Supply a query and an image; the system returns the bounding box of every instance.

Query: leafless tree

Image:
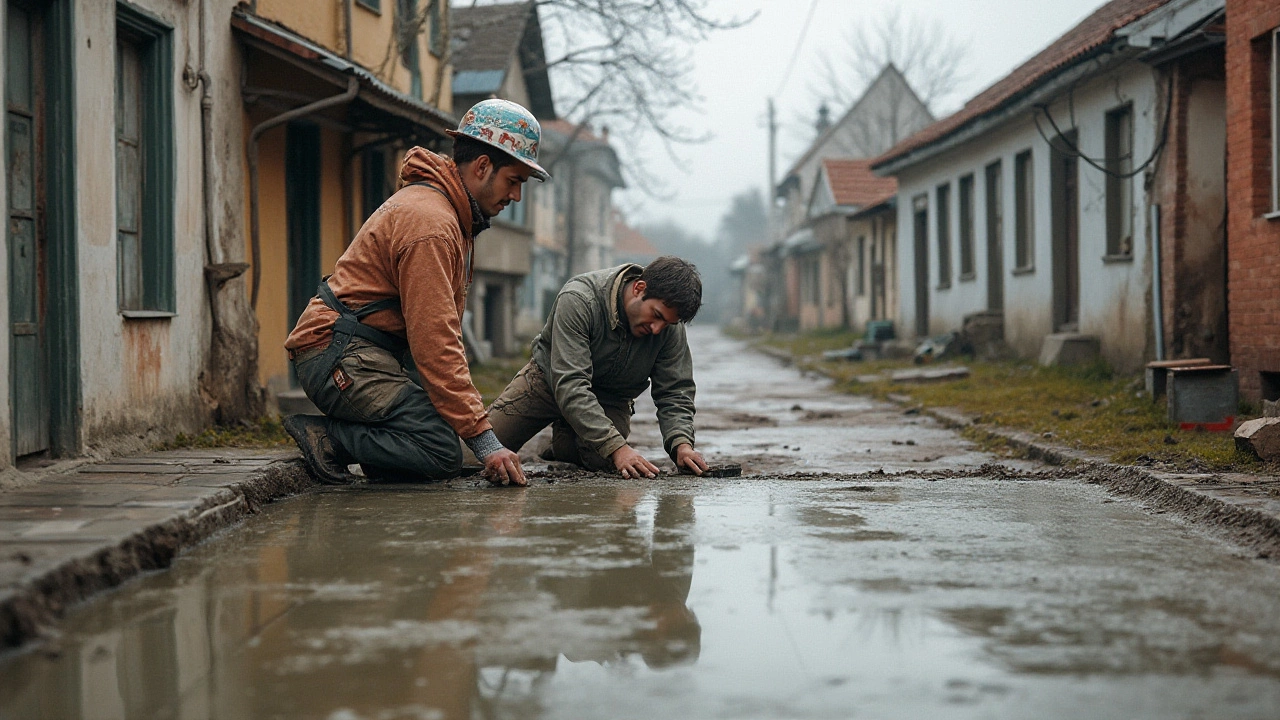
[526,0,754,194]
[809,7,968,118]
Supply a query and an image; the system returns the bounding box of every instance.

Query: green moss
[766,330,1266,473]
[161,416,293,450]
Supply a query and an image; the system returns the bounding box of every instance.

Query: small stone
[1164,434,1179,445]
[1121,408,1139,416]
[906,439,916,446]
[791,404,804,411]
[1235,417,1280,461]
[1041,431,1055,439]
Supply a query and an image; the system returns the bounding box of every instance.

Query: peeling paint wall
[893,63,1158,372]
[76,0,216,453]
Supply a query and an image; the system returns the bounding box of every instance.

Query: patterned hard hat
[448,99,550,181]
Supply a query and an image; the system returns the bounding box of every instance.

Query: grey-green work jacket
[531,264,696,461]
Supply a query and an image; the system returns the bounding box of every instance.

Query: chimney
[601,125,610,141]
[815,103,831,134]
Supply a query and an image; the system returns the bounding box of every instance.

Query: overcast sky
[615,0,1113,240]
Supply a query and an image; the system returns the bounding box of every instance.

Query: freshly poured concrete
[4,477,1280,719]
[3,329,1280,718]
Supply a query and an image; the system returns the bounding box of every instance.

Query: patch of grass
[162,416,293,450]
[758,328,864,358]
[762,330,1267,474]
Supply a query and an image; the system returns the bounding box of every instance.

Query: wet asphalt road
[4,329,1280,719]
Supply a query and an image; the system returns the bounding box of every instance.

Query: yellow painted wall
[250,121,292,391]
[258,0,452,109]
[256,0,342,54]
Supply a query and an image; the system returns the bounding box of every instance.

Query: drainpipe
[247,75,359,309]
[343,0,353,59]
[1150,203,1165,361]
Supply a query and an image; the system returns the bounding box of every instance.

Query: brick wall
[1226,0,1280,401]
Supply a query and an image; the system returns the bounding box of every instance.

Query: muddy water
[5,474,1280,719]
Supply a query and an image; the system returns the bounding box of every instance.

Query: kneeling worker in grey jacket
[489,256,709,478]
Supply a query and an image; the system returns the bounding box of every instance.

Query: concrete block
[1167,366,1238,431]
[1038,333,1100,367]
[1145,358,1212,399]
[1235,417,1280,460]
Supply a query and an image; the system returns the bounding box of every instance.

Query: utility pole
[767,98,777,234]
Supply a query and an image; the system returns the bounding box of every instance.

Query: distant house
[776,65,932,239]
[874,0,1227,374]
[760,64,931,332]
[519,121,626,334]
[613,217,662,266]
[451,0,556,357]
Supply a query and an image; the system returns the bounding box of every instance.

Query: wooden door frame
[1050,131,1080,332]
[38,0,78,456]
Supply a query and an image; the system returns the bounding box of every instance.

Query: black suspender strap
[316,279,410,354]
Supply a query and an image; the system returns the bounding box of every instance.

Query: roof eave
[872,43,1134,176]
[232,10,455,136]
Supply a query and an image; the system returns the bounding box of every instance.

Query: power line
[774,0,821,98]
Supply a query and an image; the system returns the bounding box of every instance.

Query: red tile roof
[823,159,898,208]
[874,0,1171,170]
[613,220,661,258]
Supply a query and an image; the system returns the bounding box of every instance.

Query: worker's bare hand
[611,444,660,479]
[675,443,708,476]
[483,448,527,486]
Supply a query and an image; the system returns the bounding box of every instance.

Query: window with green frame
[116,3,175,314]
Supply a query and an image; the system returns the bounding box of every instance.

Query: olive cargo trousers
[291,338,463,480]
[488,360,632,472]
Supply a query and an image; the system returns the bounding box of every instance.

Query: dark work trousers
[292,338,463,480]
[488,360,633,472]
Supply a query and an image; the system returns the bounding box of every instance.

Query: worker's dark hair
[451,134,521,172]
[640,256,702,323]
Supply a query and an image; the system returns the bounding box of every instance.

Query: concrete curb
[920,403,1280,558]
[0,453,314,649]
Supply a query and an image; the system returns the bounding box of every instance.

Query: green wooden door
[6,2,50,456]
[286,122,321,387]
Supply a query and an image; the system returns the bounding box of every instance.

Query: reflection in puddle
[5,478,1280,719]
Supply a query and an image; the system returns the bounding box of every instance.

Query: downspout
[1150,203,1164,361]
[247,75,359,309]
[197,0,246,333]
[344,0,353,59]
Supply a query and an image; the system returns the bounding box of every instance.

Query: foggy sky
[617,0,1113,241]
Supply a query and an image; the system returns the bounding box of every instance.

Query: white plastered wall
[894,61,1159,372]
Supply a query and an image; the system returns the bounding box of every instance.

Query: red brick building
[1226,0,1280,402]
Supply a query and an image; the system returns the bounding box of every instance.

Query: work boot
[283,415,354,485]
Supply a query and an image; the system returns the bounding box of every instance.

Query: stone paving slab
[0,448,312,649]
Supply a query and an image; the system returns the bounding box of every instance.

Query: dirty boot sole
[283,415,354,485]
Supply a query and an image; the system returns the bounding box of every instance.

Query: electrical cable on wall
[1031,72,1174,180]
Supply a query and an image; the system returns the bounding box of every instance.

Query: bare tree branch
[806,6,968,118]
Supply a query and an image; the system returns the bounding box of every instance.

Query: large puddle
[5,476,1280,719]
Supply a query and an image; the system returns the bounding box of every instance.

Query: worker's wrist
[464,429,505,460]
